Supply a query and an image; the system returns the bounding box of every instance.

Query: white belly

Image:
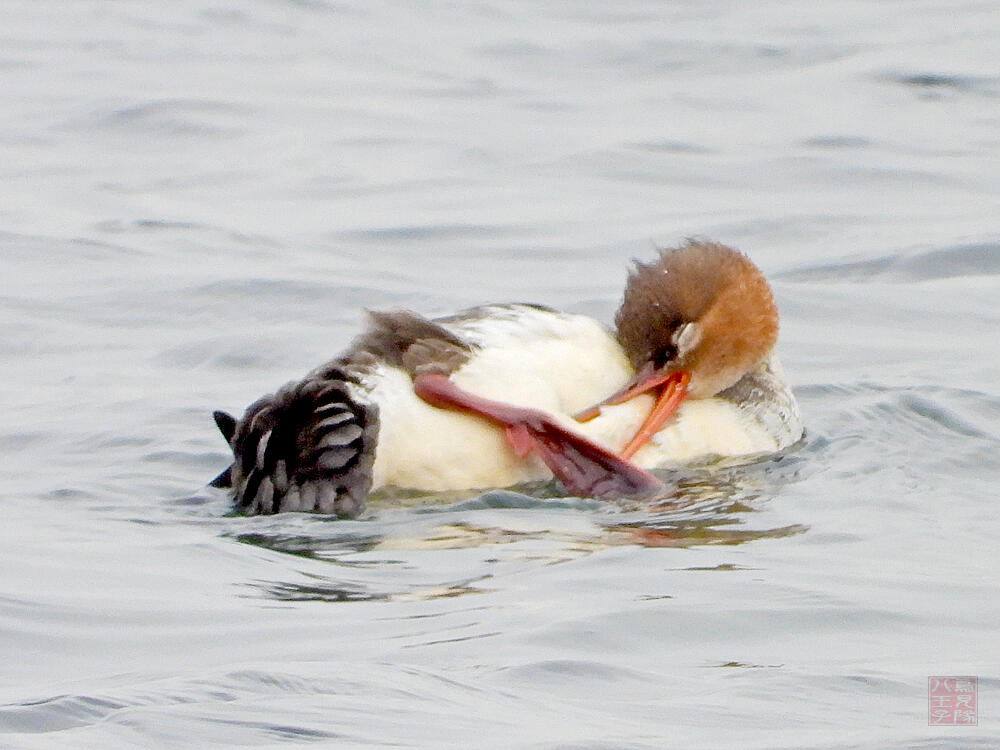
[577,355,803,467]
[364,365,551,491]
[365,308,632,491]
[584,395,789,467]
[363,307,802,493]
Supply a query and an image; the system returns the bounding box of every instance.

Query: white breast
[444,306,634,414]
[360,364,548,491]
[579,354,804,467]
[360,306,802,493]
[363,307,632,491]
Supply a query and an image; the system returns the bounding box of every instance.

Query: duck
[210,240,803,516]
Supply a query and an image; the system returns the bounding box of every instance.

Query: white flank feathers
[359,306,802,493]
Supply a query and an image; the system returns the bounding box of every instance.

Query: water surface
[2,1,999,747]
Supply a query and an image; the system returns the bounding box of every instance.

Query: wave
[778,241,1000,282]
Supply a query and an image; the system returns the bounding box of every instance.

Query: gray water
[2,1,999,747]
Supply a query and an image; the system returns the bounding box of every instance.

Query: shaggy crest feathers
[614,240,779,398]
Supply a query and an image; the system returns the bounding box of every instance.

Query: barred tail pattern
[222,371,378,517]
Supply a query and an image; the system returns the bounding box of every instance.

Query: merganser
[210,240,802,516]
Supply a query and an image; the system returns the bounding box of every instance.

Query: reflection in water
[231,452,807,603]
[607,459,809,548]
[234,532,384,560]
[608,523,805,549]
[7,0,1000,743]
[255,575,493,603]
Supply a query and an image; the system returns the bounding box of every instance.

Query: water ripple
[779,241,1000,282]
[882,70,1000,98]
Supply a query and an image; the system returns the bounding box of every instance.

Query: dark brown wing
[346,309,472,376]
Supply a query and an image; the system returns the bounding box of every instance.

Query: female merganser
[210,240,802,516]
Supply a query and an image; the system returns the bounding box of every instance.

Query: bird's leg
[413,372,663,499]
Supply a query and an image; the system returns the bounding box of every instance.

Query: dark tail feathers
[211,374,378,516]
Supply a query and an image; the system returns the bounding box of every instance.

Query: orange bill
[618,370,689,459]
[573,361,678,423]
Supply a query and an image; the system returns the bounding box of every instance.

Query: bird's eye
[652,345,677,368]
